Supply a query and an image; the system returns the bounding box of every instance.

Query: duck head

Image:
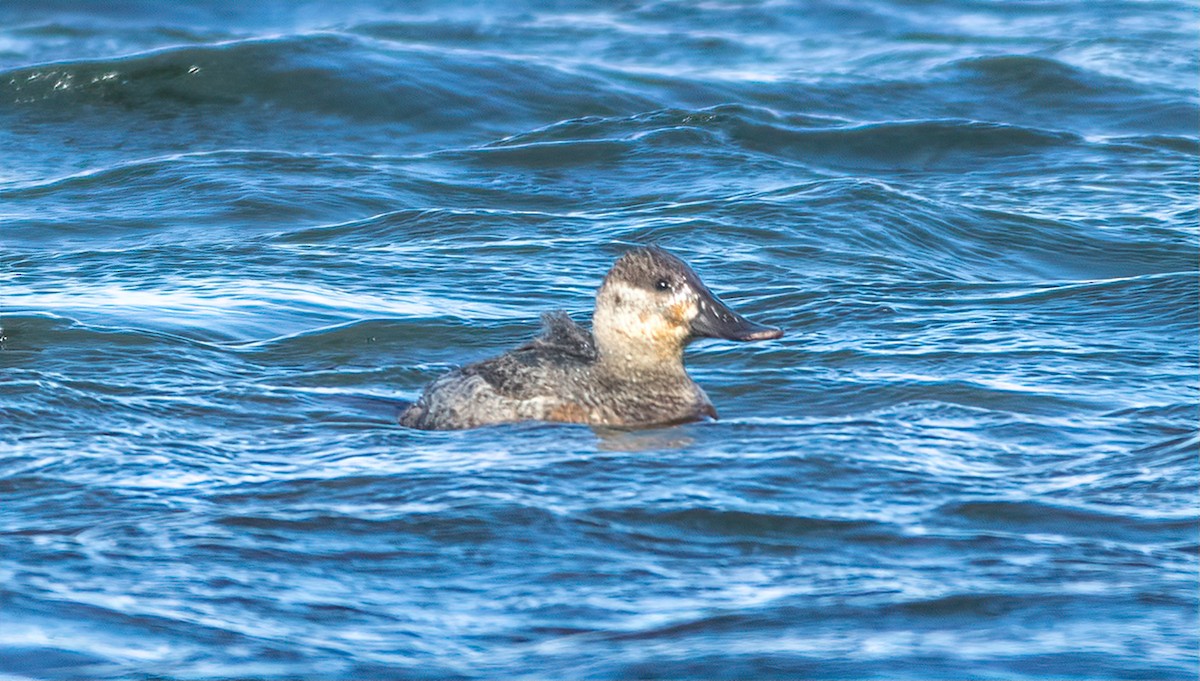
[592,246,782,370]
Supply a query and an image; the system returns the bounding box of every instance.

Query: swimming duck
[399,246,782,430]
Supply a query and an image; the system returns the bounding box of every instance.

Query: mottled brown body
[400,247,780,430]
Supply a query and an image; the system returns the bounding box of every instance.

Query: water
[1,1,1197,678]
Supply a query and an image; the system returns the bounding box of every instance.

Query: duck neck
[591,321,690,382]
[594,340,689,380]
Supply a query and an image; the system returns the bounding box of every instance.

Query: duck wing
[518,311,597,360]
[462,311,595,400]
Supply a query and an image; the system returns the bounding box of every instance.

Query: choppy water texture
[2,1,1198,679]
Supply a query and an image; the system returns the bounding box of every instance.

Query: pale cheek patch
[608,282,652,307]
[638,298,693,349]
[668,298,698,325]
[598,282,690,355]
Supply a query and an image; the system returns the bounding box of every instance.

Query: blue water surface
[1,1,1198,679]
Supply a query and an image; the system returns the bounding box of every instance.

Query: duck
[399,245,782,430]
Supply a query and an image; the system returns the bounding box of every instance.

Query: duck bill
[690,289,783,342]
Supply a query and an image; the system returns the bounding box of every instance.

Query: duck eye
[655,278,671,292]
